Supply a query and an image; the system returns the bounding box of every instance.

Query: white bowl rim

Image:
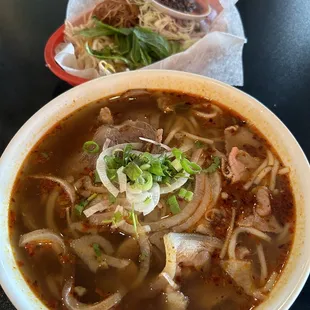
[0,70,309,310]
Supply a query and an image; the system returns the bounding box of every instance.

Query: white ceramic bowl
[0,70,309,310]
[151,0,211,21]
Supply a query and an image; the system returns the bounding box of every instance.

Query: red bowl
[44,24,89,86]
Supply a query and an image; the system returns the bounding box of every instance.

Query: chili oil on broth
[9,89,295,310]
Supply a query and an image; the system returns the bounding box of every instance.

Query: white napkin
[55,0,246,86]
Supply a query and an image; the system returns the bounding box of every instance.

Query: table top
[0,0,309,309]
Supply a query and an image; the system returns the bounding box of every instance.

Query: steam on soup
[9,90,294,309]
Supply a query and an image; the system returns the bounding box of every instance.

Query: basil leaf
[78,27,115,37]
[92,17,132,35]
[85,42,132,66]
[130,33,141,65]
[169,41,181,54]
[115,34,131,55]
[133,27,171,59]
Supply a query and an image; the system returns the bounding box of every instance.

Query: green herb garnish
[204,156,221,174]
[94,170,101,183]
[129,205,139,238]
[178,188,187,199]
[167,195,181,214]
[93,243,102,257]
[108,193,116,205]
[102,211,123,226]
[194,141,204,148]
[83,141,100,154]
[75,193,98,216]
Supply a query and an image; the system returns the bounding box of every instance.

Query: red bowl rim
[44,24,89,86]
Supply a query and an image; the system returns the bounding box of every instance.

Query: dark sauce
[157,0,208,15]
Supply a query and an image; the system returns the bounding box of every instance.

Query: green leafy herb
[75,193,98,216]
[124,162,143,181]
[167,195,181,214]
[194,141,204,149]
[93,243,102,257]
[133,27,170,59]
[108,193,116,205]
[83,141,100,154]
[149,159,165,176]
[204,156,221,174]
[102,211,123,226]
[94,170,101,184]
[129,205,139,238]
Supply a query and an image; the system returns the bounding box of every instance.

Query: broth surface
[10,90,295,309]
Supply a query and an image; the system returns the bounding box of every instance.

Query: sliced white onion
[117,167,127,193]
[102,138,111,151]
[63,279,125,310]
[83,200,110,218]
[30,175,76,204]
[19,229,66,255]
[133,183,160,216]
[160,174,189,195]
[139,137,171,151]
[96,143,142,197]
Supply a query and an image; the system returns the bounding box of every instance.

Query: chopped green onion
[108,193,116,205]
[172,148,183,160]
[123,144,133,165]
[181,158,202,175]
[149,160,165,176]
[75,203,85,216]
[107,168,117,181]
[94,170,101,183]
[140,164,151,170]
[139,152,153,163]
[75,194,98,216]
[144,196,152,205]
[133,171,153,191]
[130,205,139,238]
[104,155,119,169]
[102,211,123,225]
[124,162,142,181]
[204,156,221,174]
[83,141,100,154]
[171,159,182,172]
[178,188,187,199]
[167,195,181,214]
[153,175,162,183]
[93,243,102,257]
[184,191,194,202]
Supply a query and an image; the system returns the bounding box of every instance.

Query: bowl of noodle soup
[0,70,309,310]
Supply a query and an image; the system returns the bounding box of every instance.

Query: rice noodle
[66,208,79,238]
[228,227,272,259]
[276,223,291,245]
[220,208,236,259]
[266,150,274,166]
[192,110,217,120]
[46,188,59,232]
[243,159,268,190]
[30,174,76,204]
[164,125,183,145]
[62,279,125,310]
[139,137,171,151]
[179,116,196,134]
[278,167,290,175]
[19,229,66,256]
[256,243,268,286]
[180,131,214,145]
[190,148,203,164]
[148,174,205,231]
[253,166,272,185]
[261,272,278,293]
[269,159,280,191]
[173,173,219,232]
[188,115,200,131]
